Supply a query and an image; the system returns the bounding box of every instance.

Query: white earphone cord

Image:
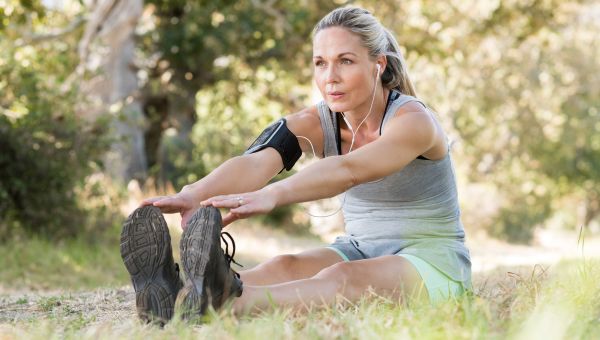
[297,64,381,218]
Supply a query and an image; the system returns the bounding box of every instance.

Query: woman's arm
[144,106,323,227]
[142,149,283,227]
[204,104,443,225]
[274,107,439,204]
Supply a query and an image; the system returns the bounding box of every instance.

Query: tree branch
[16,15,87,47]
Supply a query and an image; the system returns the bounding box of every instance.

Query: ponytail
[381,29,416,96]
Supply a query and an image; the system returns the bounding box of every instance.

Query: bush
[492,195,552,244]
[0,112,111,240]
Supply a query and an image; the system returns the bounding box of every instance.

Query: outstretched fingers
[140,196,166,207]
[202,195,246,209]
[201,190,277,225]
[147,196,187,214]
[201,196,249,227]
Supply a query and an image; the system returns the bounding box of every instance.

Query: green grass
[0,236,599,339]
[0,235,129,291]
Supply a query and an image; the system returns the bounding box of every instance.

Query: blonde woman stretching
[120,7,471,323]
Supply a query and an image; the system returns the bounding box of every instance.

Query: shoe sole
[177,206,222,317]
[120,206,177,324]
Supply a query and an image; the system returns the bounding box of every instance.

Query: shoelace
[221,231,243,276]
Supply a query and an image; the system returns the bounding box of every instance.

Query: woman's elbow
[338,157,362,189]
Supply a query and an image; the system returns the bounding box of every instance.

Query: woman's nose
[325,65,340,83]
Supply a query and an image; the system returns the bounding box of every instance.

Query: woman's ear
[376,55,387,76]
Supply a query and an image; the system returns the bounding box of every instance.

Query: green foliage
[0,0,113,239]
[0,113,109,239]
[0,0,46,31]
[142,0,336,93]
[495,196,552,243]
[1,0,599,241]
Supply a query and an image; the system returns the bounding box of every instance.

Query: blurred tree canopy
[0,0,111,239]
[1,0,599,242]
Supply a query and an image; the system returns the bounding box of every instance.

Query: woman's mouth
[328,91,345,99]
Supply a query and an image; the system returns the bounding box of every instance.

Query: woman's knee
[313,262,356,294]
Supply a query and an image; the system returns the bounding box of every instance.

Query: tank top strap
[317,101,339,158]
[381,92,428,130]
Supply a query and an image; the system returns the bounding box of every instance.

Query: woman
[120,7,471,323]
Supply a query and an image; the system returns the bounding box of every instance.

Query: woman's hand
[201,188,278,227]
[140,186,200,229]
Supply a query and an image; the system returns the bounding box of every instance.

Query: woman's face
[313,27,379,114]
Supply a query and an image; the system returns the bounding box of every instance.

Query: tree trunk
[78,0,147,183]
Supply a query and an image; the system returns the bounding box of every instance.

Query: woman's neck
[343,87,389,133]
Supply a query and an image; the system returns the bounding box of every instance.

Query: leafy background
[1,0,599,243]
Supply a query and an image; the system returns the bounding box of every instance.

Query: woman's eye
[341,59,353,65]
[314,60,325,67]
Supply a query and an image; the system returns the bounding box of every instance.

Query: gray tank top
[317,91,471,285]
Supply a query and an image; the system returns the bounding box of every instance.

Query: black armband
[244,118,301,171]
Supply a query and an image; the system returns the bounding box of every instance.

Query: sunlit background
[1,0,600,276]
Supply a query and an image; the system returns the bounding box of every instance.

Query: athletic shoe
[176,206,243,319]
[120,206,183,325]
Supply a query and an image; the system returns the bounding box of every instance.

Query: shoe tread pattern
[177,207,222,316]
[120,206,175,323]
[180,207,220,280]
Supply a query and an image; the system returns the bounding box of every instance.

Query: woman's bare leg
[238,248,343,286]
[233,255,427,314]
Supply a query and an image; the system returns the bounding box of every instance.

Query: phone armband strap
[244,118,301,171]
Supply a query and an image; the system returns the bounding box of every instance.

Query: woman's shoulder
[389,91,428,116]
[393,101,429,118]
[285,106,323,136]
[286,105,320,125]
[387,93,448,160]
[285,105,325,157]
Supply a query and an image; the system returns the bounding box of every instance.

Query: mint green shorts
[396,253,465,304]
[327,237,468,304]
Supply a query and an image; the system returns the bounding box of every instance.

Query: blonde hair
[313,7,416,97]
